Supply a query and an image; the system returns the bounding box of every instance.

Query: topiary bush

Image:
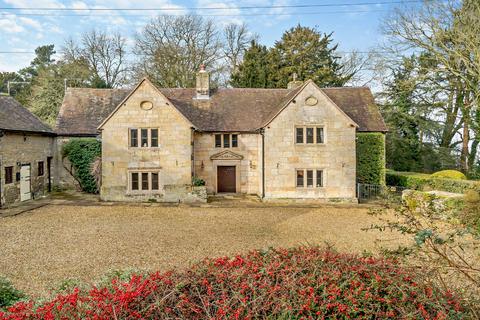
[0,247,466,319]
[356,133,386,185]
[431,170,467,180]
[0,277,24,309]
[62,138,101,193]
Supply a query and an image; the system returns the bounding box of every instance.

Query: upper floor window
[295,126,324,144]
[130,128,159,148]
[214,134,238,148]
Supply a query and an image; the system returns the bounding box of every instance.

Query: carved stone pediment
[210,150,244,160]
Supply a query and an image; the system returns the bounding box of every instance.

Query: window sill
[126,191,162,195]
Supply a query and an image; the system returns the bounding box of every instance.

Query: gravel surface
[0,204,406,297]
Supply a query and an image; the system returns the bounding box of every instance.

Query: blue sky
[0,0,408,73]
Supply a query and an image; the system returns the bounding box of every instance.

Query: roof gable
[0,96,53,134]
[55,80,387,135]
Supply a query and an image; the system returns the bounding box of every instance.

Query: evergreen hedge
[62,138,101,193]
[386,170,480,194]
[356,133,386,185]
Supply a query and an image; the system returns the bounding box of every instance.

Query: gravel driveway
[0,204,404,297]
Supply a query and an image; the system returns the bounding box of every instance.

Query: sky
[0,0,414,73]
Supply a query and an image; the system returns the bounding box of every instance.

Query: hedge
[386,170,480,194]
[356,133,386,185]
[62,138,101,193]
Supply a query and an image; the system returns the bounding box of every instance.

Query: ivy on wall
[62,138,101,193]
[356,133,386,185]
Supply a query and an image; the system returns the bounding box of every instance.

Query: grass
[0,204,407,298]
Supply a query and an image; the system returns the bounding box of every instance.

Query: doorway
[20,164,31,201]
[217,166,236,193]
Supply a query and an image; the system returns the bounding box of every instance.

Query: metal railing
[357,183,406,203]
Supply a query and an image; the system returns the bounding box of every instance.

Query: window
[130,171,160,192]
[38,161,44,176]
[223,134,230,148]
[316,170,323,187]
[130,129,138,147]
[296,169,325,188]
[141,129,148,147]
[296,170,304,187]
[214,134,239,148]
[151,129,159,147]
[306,128,314,144]
[295,126,325,144]
[215,134,222,148]
[316,128,324,144]
[306,170,313,187]
[151,173,159,190]
[141,172,149,190]
[5,166,13,184]
[130,128,159,148]
[131,173,139,190]
[296,128,304,144]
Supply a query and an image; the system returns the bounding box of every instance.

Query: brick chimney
[287,73,303,89]
[196,64,210,99]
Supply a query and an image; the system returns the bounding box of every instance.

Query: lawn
[0,204,405,297]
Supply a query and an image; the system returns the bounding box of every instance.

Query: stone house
[54,67,386,202]
[0,96,55,207]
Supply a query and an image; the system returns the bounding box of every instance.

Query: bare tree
[134,15,223,88]
[223,23,257,75]
[63,30,128,88]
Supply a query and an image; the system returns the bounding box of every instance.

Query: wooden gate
[217,166,236,193]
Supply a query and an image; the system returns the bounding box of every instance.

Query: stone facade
[100,80,195,202]
[0,132,55,207]
[263,82,357,200]
[99,79,359,202]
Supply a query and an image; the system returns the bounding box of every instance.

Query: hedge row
[386,170,480,193]
[356,133,386,185]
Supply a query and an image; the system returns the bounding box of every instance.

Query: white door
[20,165,31,201]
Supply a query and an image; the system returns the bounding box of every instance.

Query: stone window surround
[128,128,160,148]
[126,169,162,194]
[294,125,326,145]
[214,133,239,149]
[4,166,14,184]
[295,168,326,188]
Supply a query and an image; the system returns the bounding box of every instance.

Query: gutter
[260,128,265,199]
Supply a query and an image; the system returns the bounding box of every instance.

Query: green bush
[386,170,480,194]
[62,138,101,193]
[431,170,467,180]
[356,133,386,185]
[192,177,206,186]
[0,277,24,309]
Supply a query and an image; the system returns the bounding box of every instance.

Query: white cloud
[0,16,25,33]
[19,17,42,30]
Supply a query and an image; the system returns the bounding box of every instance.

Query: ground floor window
[296,169,324,188]
[38,161,44,176]
[130,171,160,192]
[5,166,13,184]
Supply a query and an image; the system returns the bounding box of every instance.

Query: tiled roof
[0,95,53,134]
[56,82,387,135]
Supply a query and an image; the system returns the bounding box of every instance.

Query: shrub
[386,170,480,194]
[431,170,467,180]
[62,138,101,193]
[192,176,206,186]
[0,247,465,319]
[356,133,386,185]
[0,277,24,309]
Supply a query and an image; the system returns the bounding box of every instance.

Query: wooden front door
[217,166,236,193]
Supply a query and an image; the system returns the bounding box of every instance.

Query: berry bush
[0,247,464,319]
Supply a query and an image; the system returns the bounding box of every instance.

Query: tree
[223,23,256,76]
[230,40,269,88]
[134,15,222,88]
[63,30,128,88]
[19,44,56,80]
[267,25,351,88]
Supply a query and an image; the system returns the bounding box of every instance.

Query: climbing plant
[356,133,386,185]
[62,138,101,193]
